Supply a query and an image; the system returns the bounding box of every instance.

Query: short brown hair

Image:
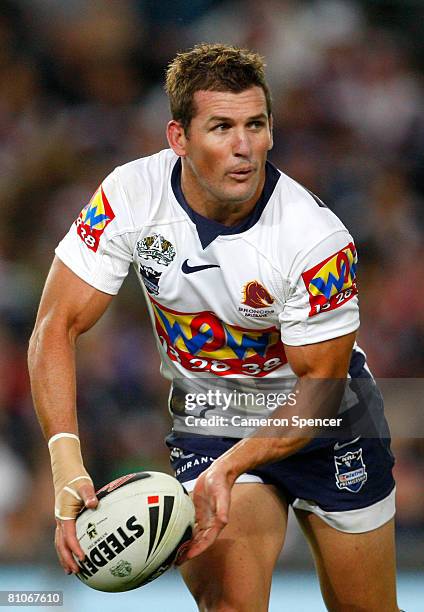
[165,43,272,133]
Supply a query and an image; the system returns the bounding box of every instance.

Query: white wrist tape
[48,433,93,521]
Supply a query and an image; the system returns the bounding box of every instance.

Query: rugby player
[28,44,401,611]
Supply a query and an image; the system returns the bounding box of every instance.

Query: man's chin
[218,180,260,204]
[224,188,259,206]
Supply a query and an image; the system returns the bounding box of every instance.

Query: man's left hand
[176,460,235,564]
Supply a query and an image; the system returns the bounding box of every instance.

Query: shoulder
[116,148,177,188]
[101,149,178,234]
[275,170,347,241]
[267,169,353,275]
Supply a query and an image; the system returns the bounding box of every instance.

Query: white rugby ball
[74,471,194,592]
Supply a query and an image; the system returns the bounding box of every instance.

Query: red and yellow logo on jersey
[242,281,274,308]
[149,296,286,377]
[302,242,358,317]
[75,186,115,252]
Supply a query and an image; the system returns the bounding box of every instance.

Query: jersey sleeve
[279,231,360,346]
[55,169,134,295]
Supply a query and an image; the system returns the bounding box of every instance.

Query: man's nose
[232,130,251,157]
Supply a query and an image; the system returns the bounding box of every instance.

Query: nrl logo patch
[110,560,132,578]
[137,233,176,266]
[335,448,367,493]
[140,264,162,296]
[86,523,97,540]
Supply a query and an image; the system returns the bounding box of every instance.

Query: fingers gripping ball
[74,472,195,592]
[48,433,93,520]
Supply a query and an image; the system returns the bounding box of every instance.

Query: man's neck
[180,161,266,226]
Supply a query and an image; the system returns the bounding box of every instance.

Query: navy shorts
[167,435,396,533]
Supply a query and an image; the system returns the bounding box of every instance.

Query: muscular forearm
[28,322,79,440]
[28,321,96,526]
[214,435,311,482]
[211,375,346,481]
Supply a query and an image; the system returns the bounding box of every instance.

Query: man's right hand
[47,433,99,573]
[55,481,98,574]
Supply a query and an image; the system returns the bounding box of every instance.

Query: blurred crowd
[0,0,423,565]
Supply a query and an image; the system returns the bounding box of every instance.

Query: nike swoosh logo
[182,259,220,274]
[334,436,361,451]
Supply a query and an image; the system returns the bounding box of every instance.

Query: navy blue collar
[171,157,280,248]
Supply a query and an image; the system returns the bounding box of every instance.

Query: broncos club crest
[239,280,275,319]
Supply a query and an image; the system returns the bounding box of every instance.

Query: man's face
[174,86,273,207]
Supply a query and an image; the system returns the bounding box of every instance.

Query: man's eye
[213,123,230,131]
[249,121,265,129]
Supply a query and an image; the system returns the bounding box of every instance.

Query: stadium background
[0,0,423,609]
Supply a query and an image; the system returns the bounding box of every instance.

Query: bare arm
[28,256,114,438]
[215,330,356,474]
[181,331,356,562]
[28,256,114,573]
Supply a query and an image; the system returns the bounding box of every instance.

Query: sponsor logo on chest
[149,295,286,377]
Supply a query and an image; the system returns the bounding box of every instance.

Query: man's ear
[167,120,188,157]
[268,114,274,151]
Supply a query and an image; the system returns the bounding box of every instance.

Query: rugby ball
[74,471,194,592]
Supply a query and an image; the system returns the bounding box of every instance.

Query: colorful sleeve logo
[301,242,358,317]
[75,185,115,252]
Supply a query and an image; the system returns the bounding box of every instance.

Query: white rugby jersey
[55,149,362,434]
